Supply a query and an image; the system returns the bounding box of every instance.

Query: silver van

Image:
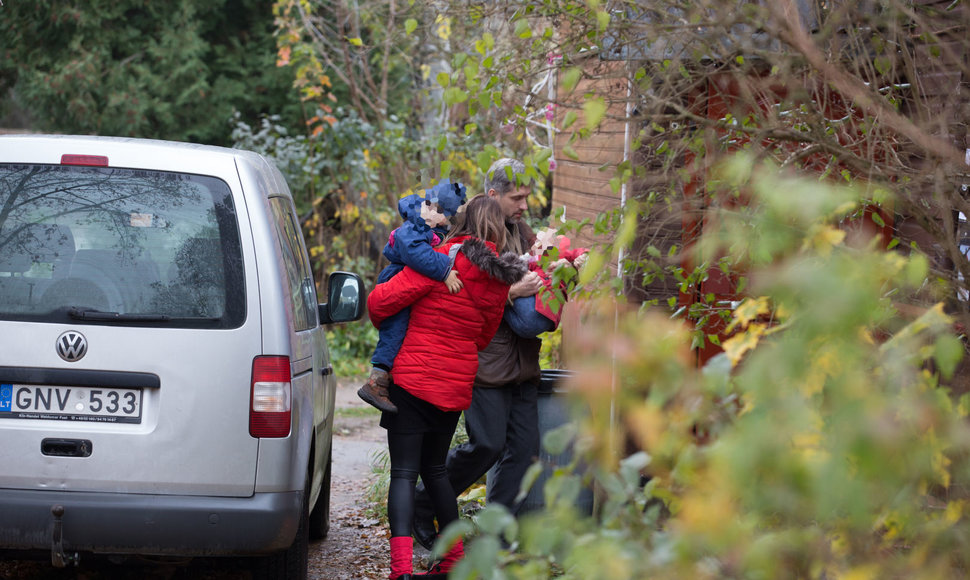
[0,135,364,579]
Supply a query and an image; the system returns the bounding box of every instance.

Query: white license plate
[0,384,142,424]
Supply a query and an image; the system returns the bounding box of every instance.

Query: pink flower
[549,159,557,171]
[502,122,515,134]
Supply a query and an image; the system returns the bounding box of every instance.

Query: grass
[335,405,382,418]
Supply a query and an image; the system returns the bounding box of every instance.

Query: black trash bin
[488,369,594,516]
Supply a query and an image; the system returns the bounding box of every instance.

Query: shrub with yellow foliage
[449,156,970,579]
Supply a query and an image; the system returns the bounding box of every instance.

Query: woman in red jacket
[367,194,527,579]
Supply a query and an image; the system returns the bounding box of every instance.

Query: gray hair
[484,158,527,196]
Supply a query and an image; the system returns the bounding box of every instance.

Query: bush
[450,156,970,579]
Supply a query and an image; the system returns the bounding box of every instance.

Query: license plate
[0,384,142,424]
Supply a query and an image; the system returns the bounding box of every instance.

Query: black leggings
[387,430,459,538]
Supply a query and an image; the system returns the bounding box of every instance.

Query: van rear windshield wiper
[68,307,171,322]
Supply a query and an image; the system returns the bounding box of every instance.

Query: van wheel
[309,443,332,540]
[253,472,310,580]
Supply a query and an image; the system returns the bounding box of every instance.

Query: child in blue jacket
[357,179,467,413]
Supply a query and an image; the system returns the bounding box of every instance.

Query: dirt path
[0,379,400,580]
[309,378,391,580]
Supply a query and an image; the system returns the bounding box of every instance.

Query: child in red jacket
[366,194,526,579]
[505,226,588,337]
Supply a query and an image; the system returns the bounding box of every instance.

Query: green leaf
[542,423,575,456]
[404,19,417,35]
[464,123,477,135]
[604,176,619,193]
[584,97,607,130]
[436,72,450,88]
[476,151,493,172]
[875,56,892,75]
[934,334,964,379]
[514,18,532,38]
[596,10,610,30]
[903,253,929,287]
[516,462,544,504]
[475,506,517,536]
[614,203,639,251]
[562,67,582,93]
[347,37,363,47]
[443,87,469,104]
[563,110,578,129]
[579,251,605,285]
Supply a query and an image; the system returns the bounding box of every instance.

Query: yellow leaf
[722,324,765,366]
[803,224,846,256]
[728,296,771,331]
[435,15,452,40]
[944,500,964,525]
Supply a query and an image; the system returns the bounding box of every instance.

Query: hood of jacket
[397,193,426,229]
[396,193,450,239]
[453,236,527,286]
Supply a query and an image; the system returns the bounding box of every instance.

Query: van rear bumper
[0,488,301,556]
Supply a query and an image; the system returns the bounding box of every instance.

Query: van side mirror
[319,271,365,325]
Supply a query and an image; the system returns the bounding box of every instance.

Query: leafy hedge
[443,156,970,580]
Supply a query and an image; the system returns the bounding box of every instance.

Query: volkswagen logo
[56,331,88,362]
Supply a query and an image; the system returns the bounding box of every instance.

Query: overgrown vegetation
[447,157,970,579]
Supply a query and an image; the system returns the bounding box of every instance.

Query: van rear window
[0,164,245,328]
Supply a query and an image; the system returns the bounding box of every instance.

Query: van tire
[309,443,332,540]
[253,471,310,580]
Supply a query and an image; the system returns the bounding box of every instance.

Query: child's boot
[389,535,414,579]
[358,368,397,413]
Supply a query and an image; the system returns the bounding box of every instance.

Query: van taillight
[250,356,292,438]
[60,154,109,167]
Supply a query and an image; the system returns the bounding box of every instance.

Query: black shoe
[411,497,437,551]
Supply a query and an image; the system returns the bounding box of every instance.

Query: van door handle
[321,366,333,376]
[42,438,92,458]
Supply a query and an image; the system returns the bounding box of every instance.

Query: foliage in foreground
[441,158,970,579]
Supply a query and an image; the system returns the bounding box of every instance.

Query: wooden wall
[550,56,688,306]
[550,58,628,256]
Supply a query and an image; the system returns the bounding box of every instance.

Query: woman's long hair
[442,194,508,253]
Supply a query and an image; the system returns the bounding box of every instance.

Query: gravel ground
[0,378,411,580]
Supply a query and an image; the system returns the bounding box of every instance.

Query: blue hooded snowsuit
[370,179,467,370]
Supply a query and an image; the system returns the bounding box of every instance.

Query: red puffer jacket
[367,235,527,411]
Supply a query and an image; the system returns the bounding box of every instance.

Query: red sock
[389,535,413,579]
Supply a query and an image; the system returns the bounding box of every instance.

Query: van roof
[0,134,278,194]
